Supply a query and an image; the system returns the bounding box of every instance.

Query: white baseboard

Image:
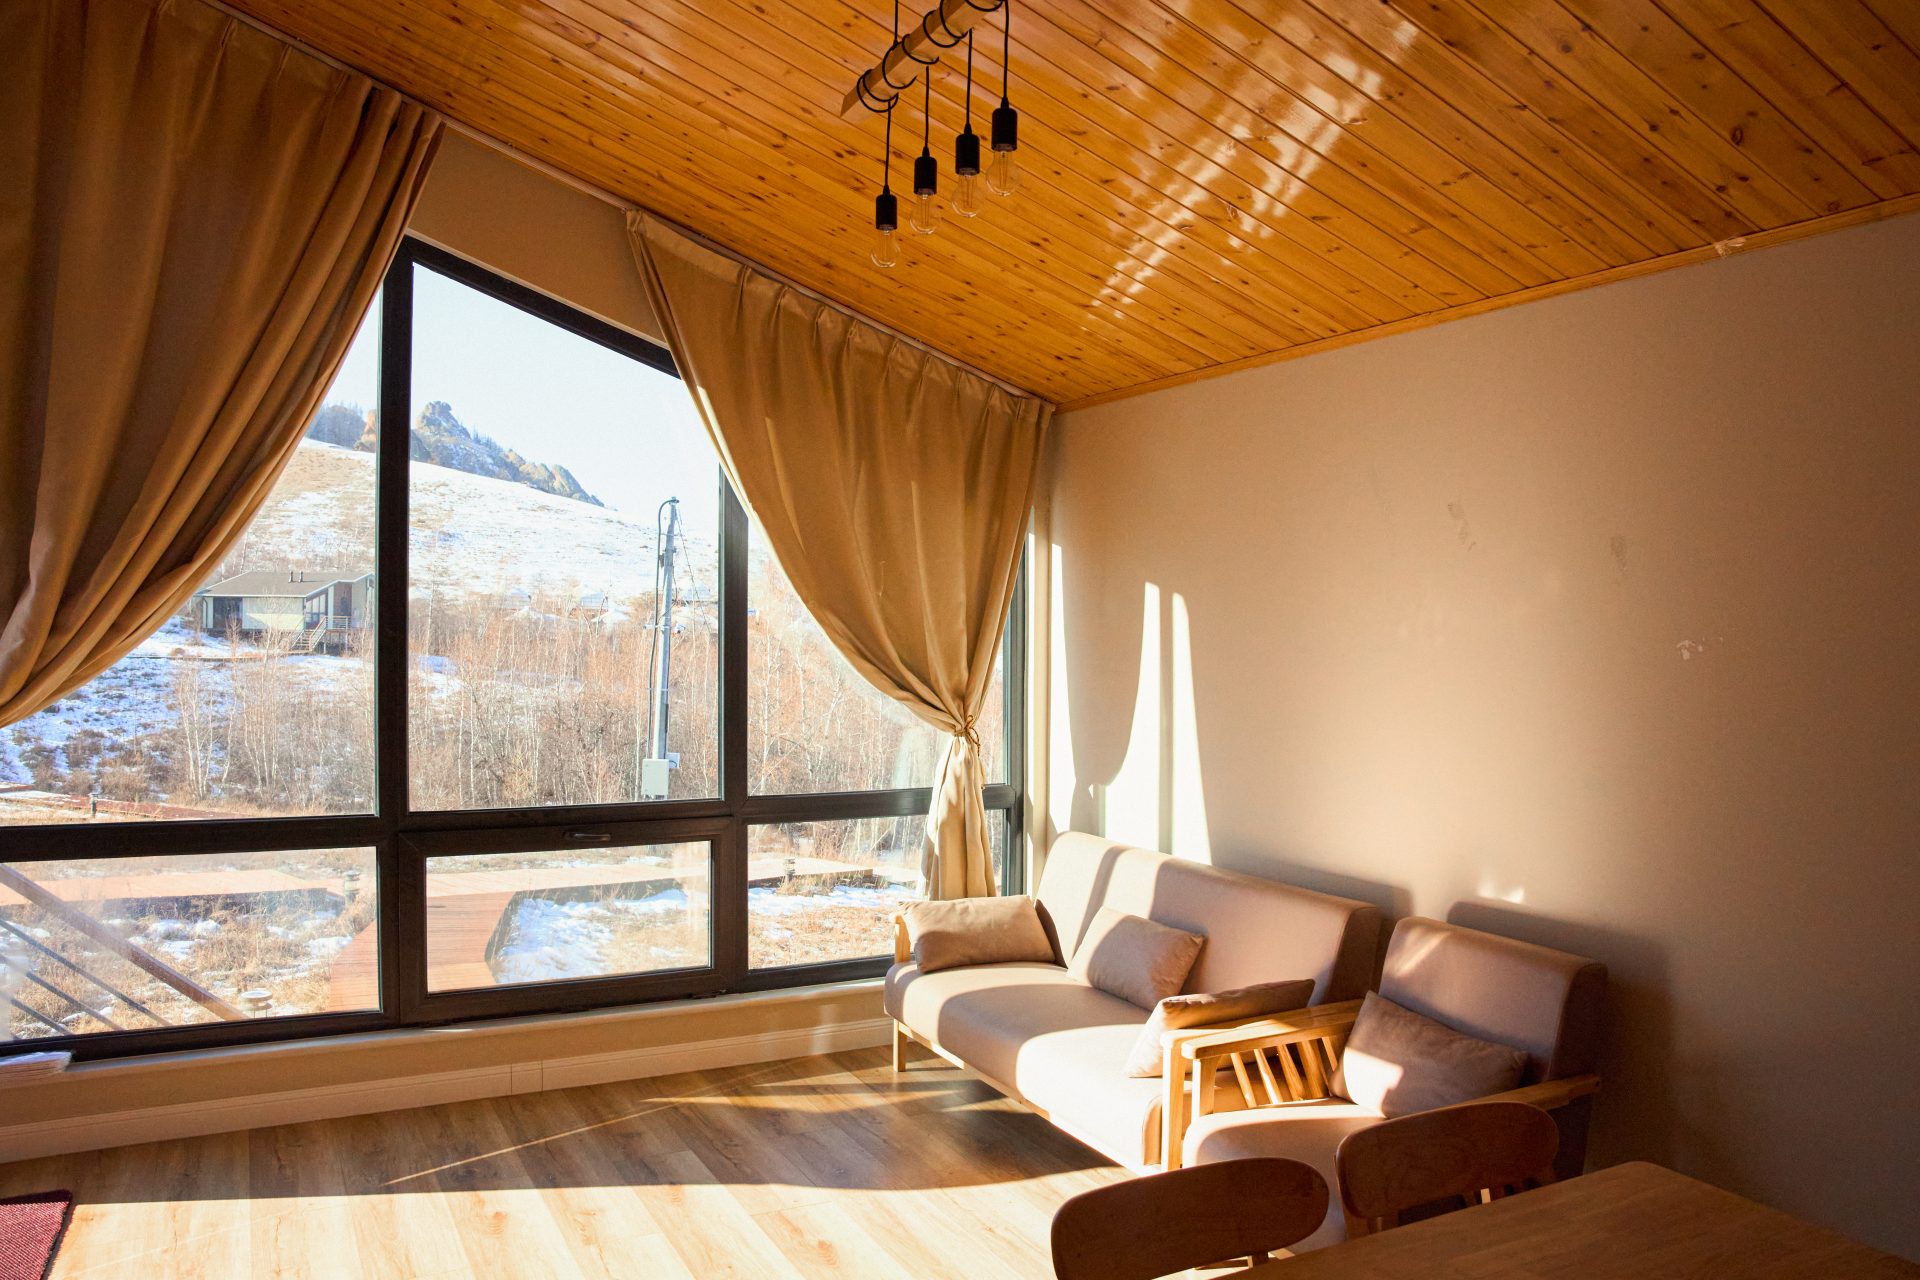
[1,1014,891,1163]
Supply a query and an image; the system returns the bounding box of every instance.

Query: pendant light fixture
[871,99,900,268]
[951,31,983,218]
[911,70,940,235]
[988,0,1020,197]
[844,0,1023,266]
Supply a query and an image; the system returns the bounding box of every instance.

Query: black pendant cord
[1001,0,1011,103]
[966,30,975,128]
[921,69,933,158]
[883,100,894,192]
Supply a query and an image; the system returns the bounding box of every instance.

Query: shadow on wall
[1447,900,1676,1172]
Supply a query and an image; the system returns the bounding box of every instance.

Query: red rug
[0,1191,71,1280]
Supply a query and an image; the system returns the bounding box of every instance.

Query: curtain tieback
[956,716,981,752]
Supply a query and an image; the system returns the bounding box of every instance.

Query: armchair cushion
[903,895,1056,973]
[1068,908,1205,1010]
[1333,992,1527,1118]
[1123,979,1318,1077]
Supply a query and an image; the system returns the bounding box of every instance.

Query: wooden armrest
[1174,999,1363,1062]
[1464,1073,1600,1112]
[893,913,910,965]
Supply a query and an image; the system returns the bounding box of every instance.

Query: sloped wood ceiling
[224,0,1920,405]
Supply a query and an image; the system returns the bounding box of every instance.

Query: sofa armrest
[1160,1000,1363,1170]
[893,913,910,966]
[1173,998,1362,1063]
[1465,1073,1600,1113]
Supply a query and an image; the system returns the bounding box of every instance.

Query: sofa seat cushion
[886,960,1174,1166]
[1182,1100,1384,1251]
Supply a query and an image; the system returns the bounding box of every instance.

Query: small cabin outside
[194,568,372,652]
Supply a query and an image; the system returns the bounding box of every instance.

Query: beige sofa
[884,832,1381,1171]
[1174,916,1606,1250]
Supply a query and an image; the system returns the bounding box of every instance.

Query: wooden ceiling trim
[1251,0,1706,252]
[1059,188,1920,413]
[1127,0,1618,276]
[1038,0,1566,293]
[1475,0,1822,225]
[1673,0,1920,198]
[535,0,1293,360]
[273,0,1190,387]
[1554,0,1877,212]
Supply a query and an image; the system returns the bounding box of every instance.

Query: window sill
[0,978,886,1163]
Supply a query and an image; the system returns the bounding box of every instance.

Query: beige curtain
[0,0,441,726]
[629,214,1050,899]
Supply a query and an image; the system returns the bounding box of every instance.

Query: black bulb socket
[991,101,1018,153]
[954,129,982,177]
[874,190,898,232]
[913,152,939,197]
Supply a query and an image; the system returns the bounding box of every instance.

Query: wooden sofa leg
[891,1020,908,1073]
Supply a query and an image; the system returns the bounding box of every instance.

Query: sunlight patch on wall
[1169,592,1212,864]
[1102,582,1162,850]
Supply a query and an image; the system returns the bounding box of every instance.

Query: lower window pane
[424,842,711,991]
[0,849,377,1042]
[748,817,928,969]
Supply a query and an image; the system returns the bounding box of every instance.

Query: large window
[0,241,1023,1057]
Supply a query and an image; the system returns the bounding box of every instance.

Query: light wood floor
[0,1044,1129,1278]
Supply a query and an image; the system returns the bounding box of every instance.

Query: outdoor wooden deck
[322,856,888,1010]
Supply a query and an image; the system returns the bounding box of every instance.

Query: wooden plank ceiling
[224,0,1920,406]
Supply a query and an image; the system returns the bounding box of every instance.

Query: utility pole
[641,497,680,799]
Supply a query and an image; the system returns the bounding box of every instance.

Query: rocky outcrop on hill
[304,400,603,507]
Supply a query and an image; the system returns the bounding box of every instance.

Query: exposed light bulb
[986,148,1019,197]
[953,172,982,218]
[871,189,900,268]
[911,150,939,235]
[989,100,1020,198]
[911,192,940,234]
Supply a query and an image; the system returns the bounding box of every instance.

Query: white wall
[1048,213,1920,1259]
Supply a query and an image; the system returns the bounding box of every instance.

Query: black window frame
[0,237,1026,1060]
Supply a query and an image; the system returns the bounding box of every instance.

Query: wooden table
[1246,1162,1917,1278]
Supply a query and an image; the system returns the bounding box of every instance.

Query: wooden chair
[1334,1100,1559,1238]
[1051,1157,1328,1280]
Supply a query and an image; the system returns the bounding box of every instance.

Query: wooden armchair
[1161,917,1607,1190]
[1162,1003,1599,1169]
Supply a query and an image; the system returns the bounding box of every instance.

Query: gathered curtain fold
[0,0,442,727]
[628,213,1050,899]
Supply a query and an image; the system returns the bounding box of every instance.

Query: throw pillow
[1123,978,1318,1077]
[904,896,1057,974]
[1067,908,1205,1010]
[1333,992,1528,1117]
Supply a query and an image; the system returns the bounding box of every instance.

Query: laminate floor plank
[0,1048,1133,1278]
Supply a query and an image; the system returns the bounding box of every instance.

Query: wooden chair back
[1051,1157,1328,1280]
[1335,1100,1559,1237]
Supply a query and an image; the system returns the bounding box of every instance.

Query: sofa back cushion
[1037,833,1380,1002]
[1380,917,1607,1084]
